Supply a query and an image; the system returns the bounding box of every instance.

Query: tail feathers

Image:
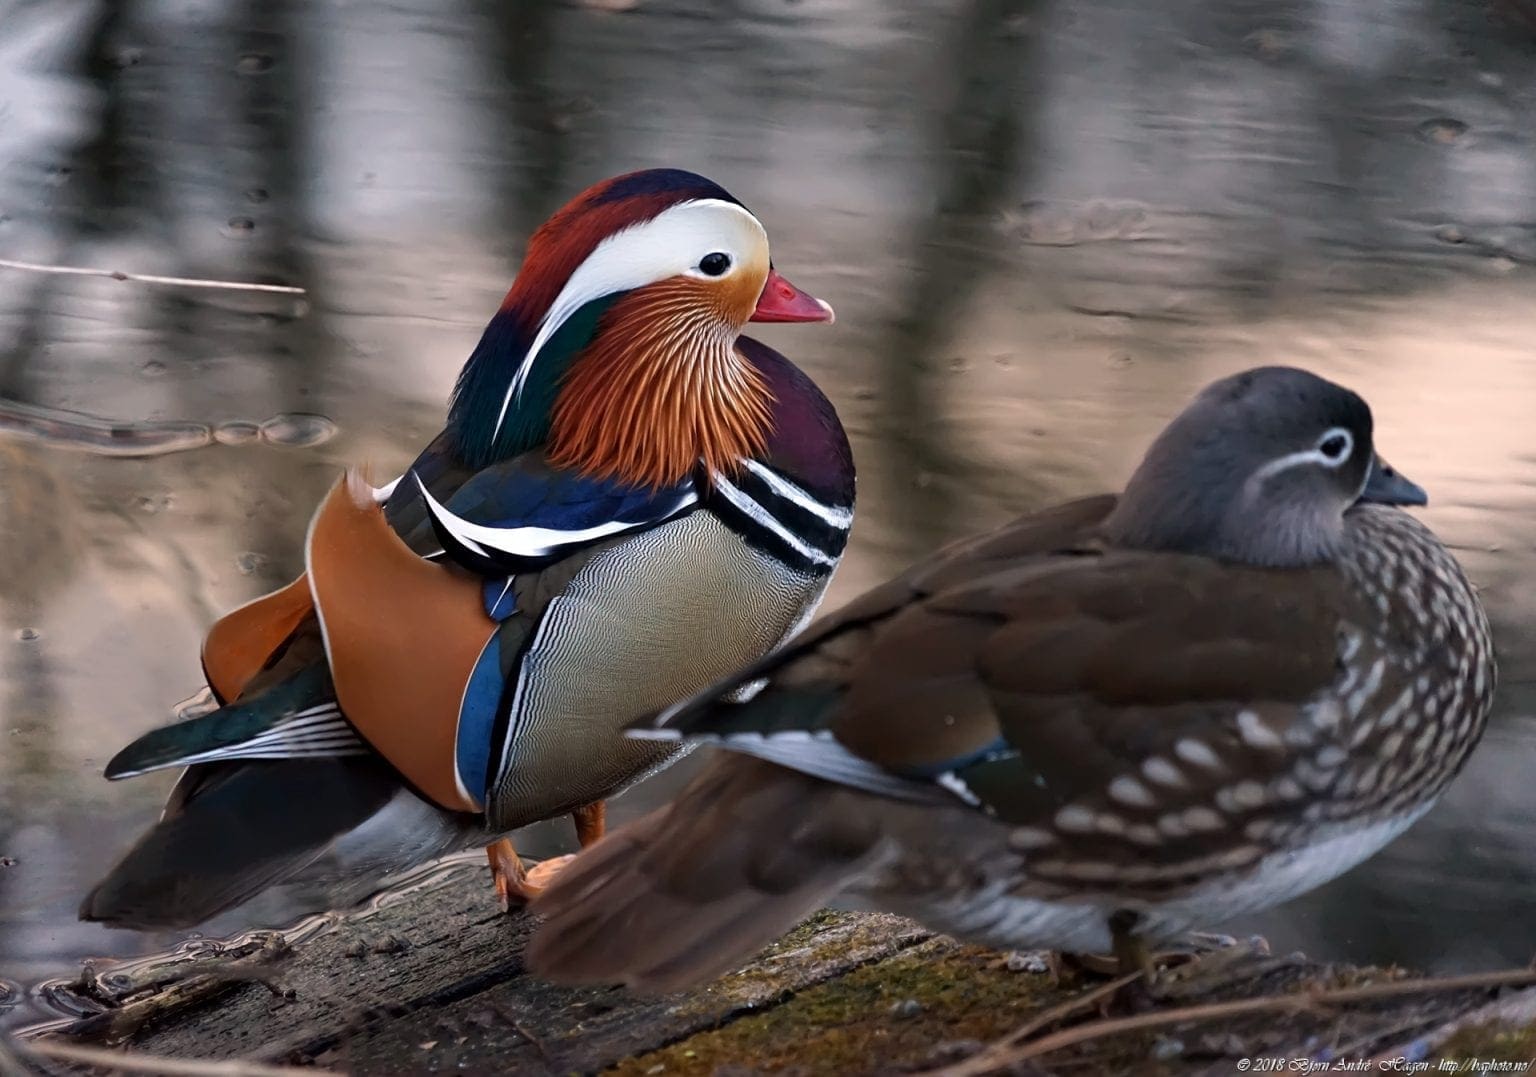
[526,757,883,993]
[81,756,401,929]
[104,665,364,779]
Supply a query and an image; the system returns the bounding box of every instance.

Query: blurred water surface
[4,0,1536,1029]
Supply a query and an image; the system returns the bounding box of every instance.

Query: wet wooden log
[18,854,1536,1075]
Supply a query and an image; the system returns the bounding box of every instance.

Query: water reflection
[4,0,1536,1030]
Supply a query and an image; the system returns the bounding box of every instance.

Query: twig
[1365,979,1536,1067]
[66,936,290,1010]
[1332,1011,1449,1065]
[927,966,1536,1075]
[0,258,305,296]
[52,964,288,1045]
[922,971,1143,1077]
[19,1040,318,1076]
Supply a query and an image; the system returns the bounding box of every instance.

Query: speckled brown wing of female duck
[527,365,1495,993]
[80,169,855,929]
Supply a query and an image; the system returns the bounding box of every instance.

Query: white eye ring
[1315,427,1353,467]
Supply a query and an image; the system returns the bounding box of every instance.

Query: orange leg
[486,838,539,910]
[572,799,606,847]
[489,800,609,907]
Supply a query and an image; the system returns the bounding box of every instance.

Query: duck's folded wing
[103,664,365,779]
[380,429,478,556]
[641,492,1121,741]
[637,551,1354,840]
[413,454,699,579]
[379,435,692,569]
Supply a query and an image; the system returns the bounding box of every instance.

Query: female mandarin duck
[527,366,1495,993]
[81,168,855,928]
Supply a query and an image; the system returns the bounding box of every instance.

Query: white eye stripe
[492,199,767,441]
[1243,426,1356,494]
[1248,449,1337,486]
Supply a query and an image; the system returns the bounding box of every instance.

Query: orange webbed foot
[487,838,539,910]
[521,854,578,895]
[516,801,606,898]
[486,801,607,909]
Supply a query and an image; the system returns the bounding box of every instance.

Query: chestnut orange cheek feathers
[750,268,835,324]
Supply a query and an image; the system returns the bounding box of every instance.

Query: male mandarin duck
[527,366,1495,993]
[81,168,855,928]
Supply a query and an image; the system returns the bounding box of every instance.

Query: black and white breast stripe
[707,460,853,574]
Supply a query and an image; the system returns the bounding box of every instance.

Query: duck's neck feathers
[447,295,615,470]
[448,285,773,487]
[548,281,772,489]
[1102,484,1345,569]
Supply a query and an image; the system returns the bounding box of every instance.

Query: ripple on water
[1417,117,1469,145]
[214,420,263,445]
[31,978,104,1024]
[260,412,338,448]
[0,402,337,455]
[0,400,211,456]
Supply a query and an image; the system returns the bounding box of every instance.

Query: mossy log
[17,854,1536,1075]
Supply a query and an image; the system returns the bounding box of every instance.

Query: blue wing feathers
[445,462,693,532]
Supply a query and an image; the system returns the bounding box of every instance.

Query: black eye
[1319,434,1349,460]
[699,252,731,277]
